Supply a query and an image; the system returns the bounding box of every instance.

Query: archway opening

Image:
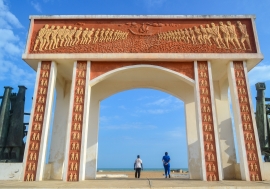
[97,88,188,179]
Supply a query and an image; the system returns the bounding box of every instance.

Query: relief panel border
[24,61,51,181]
[66,61,87,182]
[233,61,262,181]
[197,61,219,181]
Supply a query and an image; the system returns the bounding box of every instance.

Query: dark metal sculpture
[255,82,270,162]
[0,86,28,162]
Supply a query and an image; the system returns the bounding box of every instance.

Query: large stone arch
[85,64,201,179]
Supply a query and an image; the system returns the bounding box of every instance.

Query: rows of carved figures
[25,62,51,181]
[33,25,129,51]
[197,62,219,181]
[67,62,87,182]
[158,21,252,50]
[233,62,261,181]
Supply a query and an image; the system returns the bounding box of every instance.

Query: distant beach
[97,168,189,179]
[97,168,188,172]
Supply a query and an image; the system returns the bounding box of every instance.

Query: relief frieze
[29,19,256,53]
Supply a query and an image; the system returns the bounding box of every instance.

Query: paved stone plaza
[0,179,269,188]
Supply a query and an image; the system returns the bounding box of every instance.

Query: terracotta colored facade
[90,62,194,80]
[233,61,262,181]
[24,62,51,181]
[29,19,256,54]
[197,61,219,181]
[66,61,87,181]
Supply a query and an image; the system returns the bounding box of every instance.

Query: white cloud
[0,0,35,88]
[0,29,22,57]
[0,60,36,87]
[31,1,42,12]
[0,0,23,29]
[136,96,183,115]
[248,64,270,85]
[146,97,172,107]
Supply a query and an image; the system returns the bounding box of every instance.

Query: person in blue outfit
[162,152,170,178]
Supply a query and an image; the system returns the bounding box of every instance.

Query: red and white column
[22,61,57,181]
[228,61,263,181]
[63,61,91,181]
[194,61,223,181]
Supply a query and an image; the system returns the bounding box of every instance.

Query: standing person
[134,155,143,178]
[162,152,171,178]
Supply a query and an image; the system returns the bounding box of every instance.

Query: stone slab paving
[0,179,269,188]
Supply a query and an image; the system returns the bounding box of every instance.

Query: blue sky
[0,0,269,169]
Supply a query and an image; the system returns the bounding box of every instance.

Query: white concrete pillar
[85,90,99,179]
[63,61,90,182]
[228,61,263,181]
[22,61,57,181]
[194,61,223,181]
[185,99,201,179]
[48,75,71,180]
[213,79,237,179]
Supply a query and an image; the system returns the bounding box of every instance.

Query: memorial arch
[84,63,196,179]
[21,15,267,182]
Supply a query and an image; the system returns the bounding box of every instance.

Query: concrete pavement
[0,179,269,188]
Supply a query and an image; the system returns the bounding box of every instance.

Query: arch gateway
[20,15,268,182]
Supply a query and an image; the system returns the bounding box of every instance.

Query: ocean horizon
[97,168,189,172]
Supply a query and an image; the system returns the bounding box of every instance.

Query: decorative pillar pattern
[233,61,261,181]
[24,62,51,181]
[197,61,219,181]
[66,61,87,182]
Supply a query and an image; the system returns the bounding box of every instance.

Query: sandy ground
[97,171,170,179]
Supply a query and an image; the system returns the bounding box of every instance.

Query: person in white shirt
[134,155,143,178]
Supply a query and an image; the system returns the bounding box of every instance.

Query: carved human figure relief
[31,142,35,150]
[208,164,211,171]
[210,22,225,48]
[237,21,252,50]
[69,173,73,181]
[212,164,216,171]
[251,143,255,150]
[208,124,212,131]
[251,174,255,181]
[70,162,74,171]
[227,21,241,49]
[71,153,75,160]
[246,142,250,150]
[212,174,216,181]
[35,143,39,150]
[250,163,254,171]
[75,153,79,160]
[219,21,230,49]
[254,163,258,171]
[73,173,77,181]
[208,174,212,181]
[26,173,30,181]
[28,163,32,171]
[206,143,210,150]
[211,154,214,161]
[32,163,36,171]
